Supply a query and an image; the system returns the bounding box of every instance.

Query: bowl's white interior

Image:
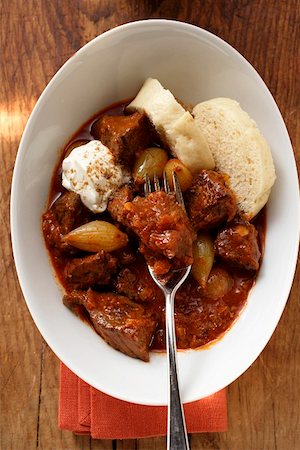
[11,20,299,405]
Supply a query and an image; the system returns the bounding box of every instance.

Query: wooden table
[1,1,299,448]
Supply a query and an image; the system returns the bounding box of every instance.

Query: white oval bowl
[11,20,299,405]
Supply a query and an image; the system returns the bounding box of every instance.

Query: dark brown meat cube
[215,219,261,271]
[63,289,87,310]
[113,245,137,266]
[63,290,157,361]
[42,209,78,254]
[42,209,66,251]
[91,112,152,166]
[115,260,164,304]
[185,170,237,231]
[64,251,117,289]
[52,191,89,234]
[124,191,195,275]
[107,184,135,225]
[42,191,91,252]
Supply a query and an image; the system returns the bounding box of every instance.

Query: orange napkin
[59,363,227,439]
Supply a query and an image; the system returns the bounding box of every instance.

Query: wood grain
[1,0,299,449]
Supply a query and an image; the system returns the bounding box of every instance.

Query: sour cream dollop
[62,140,131,213]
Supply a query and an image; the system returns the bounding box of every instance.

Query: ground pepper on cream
[62,140,130,213]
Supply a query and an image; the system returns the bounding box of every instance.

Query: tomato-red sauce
[44,100,266,351]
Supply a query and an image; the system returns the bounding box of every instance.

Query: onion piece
[204,267,234,300]
[164,158,193,192]
[133,147,168,184]
[192,232,214,287]
[63,220,128,252]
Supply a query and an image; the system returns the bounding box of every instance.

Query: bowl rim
[10,19,300,405]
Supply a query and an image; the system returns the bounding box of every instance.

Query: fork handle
[166,290,190,450]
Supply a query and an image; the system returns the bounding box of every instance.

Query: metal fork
[144,172,191,450]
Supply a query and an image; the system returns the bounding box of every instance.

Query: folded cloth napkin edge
[59,363,228,439]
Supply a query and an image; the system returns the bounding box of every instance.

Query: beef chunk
[107,184,135,226]
[91,112,152,166]
[115,261,164,304]
[64,251,117,289]
[123,191,195,275]
[42,191,91,252]
[215,219,261,271]
[42,209,79,254]
[52,191,89,234]
[63,290,157,361]
[185,170,237,231]
[113,245,137,266]
[42,210,68,251]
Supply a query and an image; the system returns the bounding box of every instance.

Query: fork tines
[163,171,171,194]
[172,172,185,208]
[154,173,161,191]
[144,174,152,196]
[144,172,185,210]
